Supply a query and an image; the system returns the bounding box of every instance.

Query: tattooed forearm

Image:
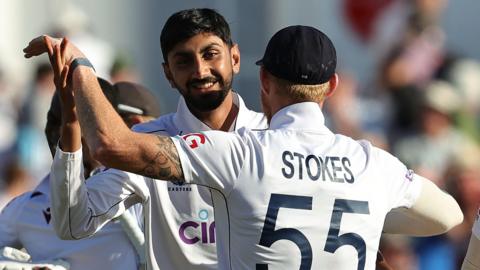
[138,136,184,181]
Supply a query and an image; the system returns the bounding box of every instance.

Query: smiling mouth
[189,80,219,92]
[192,81,215,89]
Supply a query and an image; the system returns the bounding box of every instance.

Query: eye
[175,57,190,66]
[204,50,219,60]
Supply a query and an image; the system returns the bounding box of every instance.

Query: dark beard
[184,90,229,112]
[183,74,233,112]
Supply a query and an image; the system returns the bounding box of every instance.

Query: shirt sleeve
[0,194,29,248]
[371,146,423,210]
[50,145,150,240]
[171,130,248,195]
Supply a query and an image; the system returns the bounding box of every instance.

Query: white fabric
[383,175,462,236]
[49,93,267,270]
[174,102,422,270]
[0,247,31,262]
[463,221,480,270]
[473,209,480,239]
[0,259,70,270]
[0,176,139,270]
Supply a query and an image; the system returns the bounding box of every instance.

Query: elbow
[57,232,75,241]
[441,201,464,232]
[51,219,75,240]
[51,215,94,240]
[434,196,464,234]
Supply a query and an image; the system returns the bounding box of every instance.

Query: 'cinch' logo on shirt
[182,133,206,149]
[179,210,215,245]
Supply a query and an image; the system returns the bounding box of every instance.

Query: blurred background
[1,0,480,269]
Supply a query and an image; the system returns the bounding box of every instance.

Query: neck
[190,91,239,131]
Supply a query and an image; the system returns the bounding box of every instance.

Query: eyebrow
[172,42,223,59]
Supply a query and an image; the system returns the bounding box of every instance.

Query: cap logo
[301,75,308,79]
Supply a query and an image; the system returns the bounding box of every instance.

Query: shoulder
[243,110,268,130]
[132,113,174,134]
[0,192,32,216]
[361,140,407,172]
[235,93,268,130]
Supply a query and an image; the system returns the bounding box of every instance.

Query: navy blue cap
[109,82,161,118]
[256,25,337,85]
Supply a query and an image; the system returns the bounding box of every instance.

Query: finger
[44,37,55,66]
[24,36,47,57]
[54,44,63,75]
[44,36,54,56]
[61,65,70,89]
[23,35,58,58]
[60,38,69,65]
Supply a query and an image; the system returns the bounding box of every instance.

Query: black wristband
[70,57,96,74]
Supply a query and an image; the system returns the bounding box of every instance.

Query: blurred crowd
[0,5,140,209]
[0,1,479,269]
[326,0,480,269]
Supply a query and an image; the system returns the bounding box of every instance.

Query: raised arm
[24,36,183,181]
[74,71,182,180]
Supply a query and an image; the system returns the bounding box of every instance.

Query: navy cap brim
[255,59,263,66]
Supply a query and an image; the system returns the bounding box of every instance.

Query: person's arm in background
[24,35,183,182]
[383,174,463,236]
[52,51,81,154]
[462,209,480,270]
[41,38,150,240]
[52,143,149,238]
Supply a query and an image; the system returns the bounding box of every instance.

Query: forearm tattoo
[138,136,184,181]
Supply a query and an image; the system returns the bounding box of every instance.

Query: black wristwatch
[70,57,96,74]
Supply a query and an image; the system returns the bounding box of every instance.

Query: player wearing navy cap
[25,23,463,270]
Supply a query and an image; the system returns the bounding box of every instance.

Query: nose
[192,56,210,79]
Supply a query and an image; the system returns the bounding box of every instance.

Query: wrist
[60,108,78,123]
[61,120,80,128]
[68,57,95,81]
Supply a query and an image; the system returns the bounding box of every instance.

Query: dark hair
[44,78,113,157]
[160,8,233,62]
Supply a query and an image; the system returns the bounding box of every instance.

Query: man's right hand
[23,35,84,64]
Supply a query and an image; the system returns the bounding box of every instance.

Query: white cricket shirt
[173,102,422,270]
[50,93,267,270]
[0,176,139,270]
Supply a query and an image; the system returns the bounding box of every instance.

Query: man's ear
[260,67,270,95]
[162,62,176,88]
[230,44,240,74]
[325,73,339,98]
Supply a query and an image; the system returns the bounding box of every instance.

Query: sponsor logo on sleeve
[181,133,206,149]
[405,169,414,182]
